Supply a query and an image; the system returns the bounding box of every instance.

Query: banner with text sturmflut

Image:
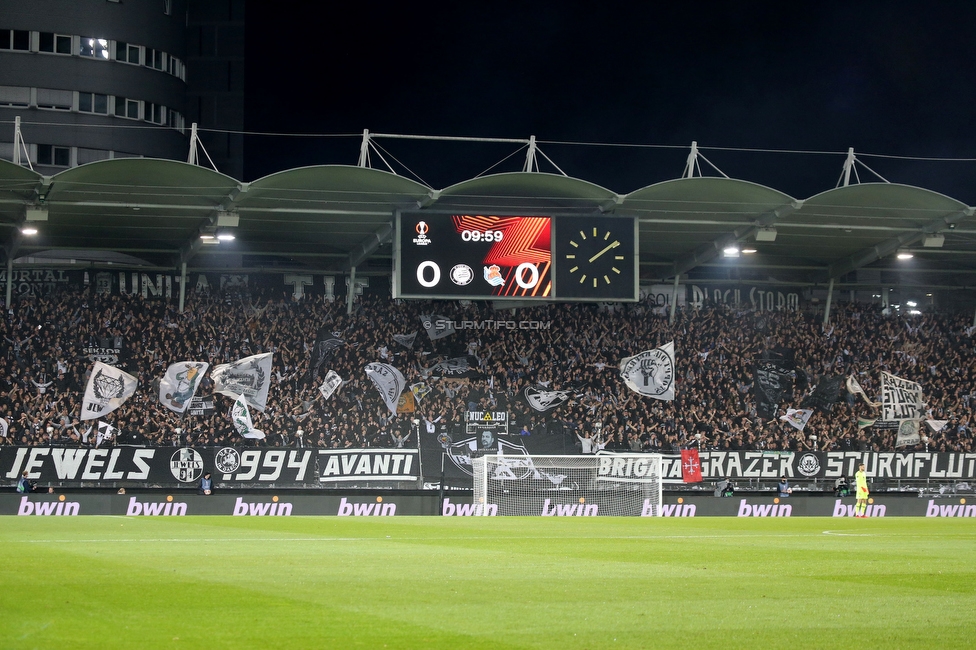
[656,450,976,482]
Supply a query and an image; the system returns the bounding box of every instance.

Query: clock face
[555,217,636,300]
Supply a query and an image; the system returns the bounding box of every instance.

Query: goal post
[471,453,663,516]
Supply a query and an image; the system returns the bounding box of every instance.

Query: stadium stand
[0,285,973,455]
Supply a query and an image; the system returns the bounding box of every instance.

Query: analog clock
[554,216,636,300]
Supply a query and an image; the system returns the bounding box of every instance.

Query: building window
[115,41,141,64]
[1,29,30,51]
[80,37,110,59]
[146,102,165,125]
[78,92,109,114]
[168,55,181,77]
[146,48,164,70]
[37,145,70,167]
[114,96,140,119]
[36,88,73,111]
[0,85,30,107]
[39,32,72,54]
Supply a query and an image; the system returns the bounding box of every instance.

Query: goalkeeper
[854,463,869,518]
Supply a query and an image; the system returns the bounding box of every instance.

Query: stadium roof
[2,157,975,291]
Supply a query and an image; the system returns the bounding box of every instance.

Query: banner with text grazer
[658,450,976,482]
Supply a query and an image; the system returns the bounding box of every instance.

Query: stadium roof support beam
[346,222,393,270]
[826,208,974,281]
[663,202,798,280]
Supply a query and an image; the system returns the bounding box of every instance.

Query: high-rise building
[0,0,244,178]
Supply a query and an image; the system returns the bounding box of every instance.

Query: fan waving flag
[212,352,273,412]
[780,408,814,431]
[365,362,407,415]
[159,361,209,414]
[81,361,139,421]
[619,341,675,400]
[681,449,703,483]
[231,393,265,439]
[318,370,343,401]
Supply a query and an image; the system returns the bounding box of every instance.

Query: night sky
[245,1,976,203]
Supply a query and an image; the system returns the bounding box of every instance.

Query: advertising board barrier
[3,492,973,517]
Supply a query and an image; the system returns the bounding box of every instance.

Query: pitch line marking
[822,530,877,537]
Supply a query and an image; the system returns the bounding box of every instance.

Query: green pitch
[1,517,974,649]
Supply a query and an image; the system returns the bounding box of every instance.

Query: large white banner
[881,372,924,420]
[81,361,139,421]
[212,353,273,412]
[158,361,210,414]
[619,341,675,401]
[365,362,406,415]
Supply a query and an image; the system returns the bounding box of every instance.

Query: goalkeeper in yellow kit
[854,463,869,518]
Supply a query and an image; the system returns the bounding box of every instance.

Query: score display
[396,213,553,299]
[395,212,638,301]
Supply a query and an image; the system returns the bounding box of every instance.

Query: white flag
[895,419,921,447]
[0,418,7,440]
[365,362,406,415]
[231,393,264,439]
[96,421,117,447]
[619,341,675,401]
[881,371,924,421]
[212,353,272,412]
[846,374,880,407]
[925,420,949,433]
[81,361,139,421]
[318,370,343,401]
[779,408,814,431]
[393,332,418,348]
[159,361,210,414]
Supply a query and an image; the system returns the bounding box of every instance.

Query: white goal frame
[471,453,663,516]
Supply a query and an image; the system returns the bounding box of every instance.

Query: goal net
[471,453,663,516]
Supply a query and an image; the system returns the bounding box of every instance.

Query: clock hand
[588,240,620,263]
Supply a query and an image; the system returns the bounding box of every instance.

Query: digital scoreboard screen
[396,213,553,299]
[394,212,638,301]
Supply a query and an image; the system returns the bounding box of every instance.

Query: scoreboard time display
[394,213,637,301]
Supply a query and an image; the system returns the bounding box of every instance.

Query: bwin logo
[925,500,976,517]
[337,497,396,516]
[737,499,792,517]
[541,498,598,516]
[18,497,80,516]
[125,497,187,516]
[442,498,497,516]
[653,500,697,517]
[232,497,293,516]
[832,500,887,517]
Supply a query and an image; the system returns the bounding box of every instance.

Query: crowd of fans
[1,283,974,454]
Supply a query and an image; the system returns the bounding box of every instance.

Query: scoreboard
[394,212,637,301]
